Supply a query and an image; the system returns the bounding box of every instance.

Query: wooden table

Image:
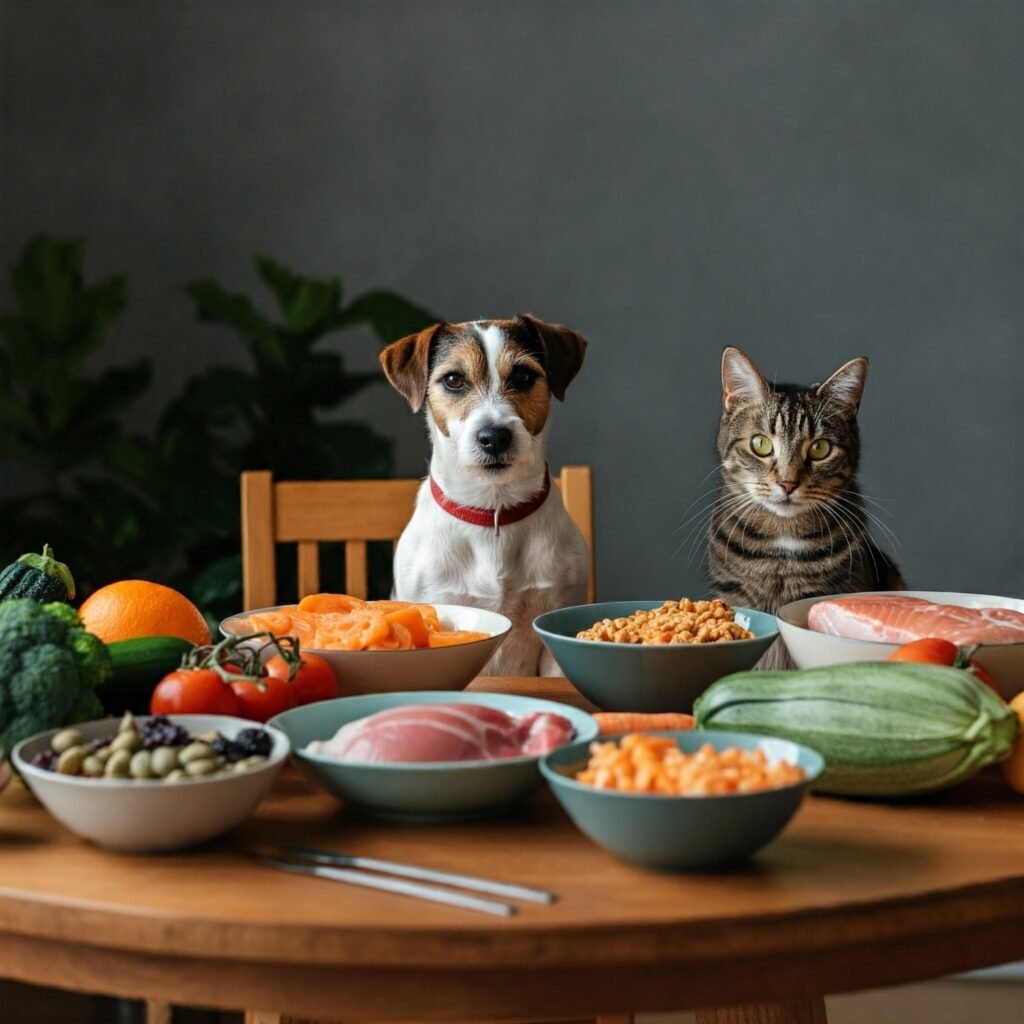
[1,676,1024,1024]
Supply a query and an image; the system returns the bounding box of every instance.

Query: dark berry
[31,750,58,771]
[212,735,244,763]
[234,728,272,758]
[140,716,191,750]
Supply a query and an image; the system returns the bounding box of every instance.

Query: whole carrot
[594,712,694,736]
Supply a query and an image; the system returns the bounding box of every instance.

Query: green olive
[750,434,774,456]
[809,438,831,460]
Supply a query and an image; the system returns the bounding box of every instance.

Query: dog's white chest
[393,488,588,675]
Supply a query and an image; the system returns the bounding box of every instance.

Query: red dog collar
[429,469,551,530]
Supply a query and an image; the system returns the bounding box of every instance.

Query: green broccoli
[0,599,108,754]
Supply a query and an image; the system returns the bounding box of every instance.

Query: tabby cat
[706,347,904,615]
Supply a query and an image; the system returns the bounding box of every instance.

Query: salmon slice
[807,595,1024,646]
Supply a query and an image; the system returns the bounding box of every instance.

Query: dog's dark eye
[509,366,538,391]
[441,371,466,392]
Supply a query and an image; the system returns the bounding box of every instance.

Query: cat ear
[817,357,868,415]
[721,347,768,411]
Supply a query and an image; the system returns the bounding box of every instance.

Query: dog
[378,314,590,676]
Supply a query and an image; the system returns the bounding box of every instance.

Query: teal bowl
[541,730,824,870]
[269,691,598,822]
[533,602,779,712]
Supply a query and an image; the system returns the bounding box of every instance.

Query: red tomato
[150,669,241,717]
[265,653,338,706]
[888,637,999,693]
[230,673,297,722]
[888,638,958,666]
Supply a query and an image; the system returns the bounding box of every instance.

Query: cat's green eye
[750,434,774,456]
[809,438,832,460]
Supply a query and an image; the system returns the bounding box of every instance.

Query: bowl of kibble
[12,712,289,852]
[541,730,823,870]
[533,600,779,712]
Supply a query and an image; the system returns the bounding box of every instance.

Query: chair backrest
[241,467,595,608]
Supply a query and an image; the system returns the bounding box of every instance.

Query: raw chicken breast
[807,595,1024,646]
[307,703,575,763]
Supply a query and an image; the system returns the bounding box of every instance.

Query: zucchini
[99,635,194,714]
[693,662,1019,797]
[0,544,75,602]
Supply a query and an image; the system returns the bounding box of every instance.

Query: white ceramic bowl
[220,604,512,696]
[12,715,290,853]
[778,590,1024,701]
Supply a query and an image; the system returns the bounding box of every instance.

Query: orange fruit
[1001,693,1024,795]
[79,580,211,645]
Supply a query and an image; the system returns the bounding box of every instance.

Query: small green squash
[0,544,76,603]
[693,662,1019,797]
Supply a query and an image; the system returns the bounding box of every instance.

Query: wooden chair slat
[296,542,320,600]
[345,541,369,600]
[241,471,277,610]
[554,465,595,603]
[274,481,420,542]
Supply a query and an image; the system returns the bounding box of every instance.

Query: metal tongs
[250,842,556,917]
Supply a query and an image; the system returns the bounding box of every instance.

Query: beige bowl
[12,715,289,853]
[777,590,1024,701]
[220,604,512,696]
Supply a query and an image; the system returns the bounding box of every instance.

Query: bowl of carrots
[220,594,512,696]
[540,730,823,870]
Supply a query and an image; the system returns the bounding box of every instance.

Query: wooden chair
[233,467,610,1024]
[241,467,596,607]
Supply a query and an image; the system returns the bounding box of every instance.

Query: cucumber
[99,636,194,714]
[693,662,1020,797]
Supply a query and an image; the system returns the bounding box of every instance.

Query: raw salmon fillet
[807,595,1024,646]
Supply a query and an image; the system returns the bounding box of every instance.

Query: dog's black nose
[477,425,513,455]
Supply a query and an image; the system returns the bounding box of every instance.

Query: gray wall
[2,0,1022,600]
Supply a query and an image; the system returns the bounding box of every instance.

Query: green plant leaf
[334,290,440,345]
[256,255,343,337]
[186,280,288,370]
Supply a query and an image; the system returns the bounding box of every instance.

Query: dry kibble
[576,599,755,645]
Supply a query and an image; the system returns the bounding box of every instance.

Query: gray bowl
[533,602,779,712]
[541,730,824,870]
[270,691,598,821]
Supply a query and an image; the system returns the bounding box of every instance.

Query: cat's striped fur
[706,347,904,615]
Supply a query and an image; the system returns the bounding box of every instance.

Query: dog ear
[518,314,588,401]
[379,324,443,412]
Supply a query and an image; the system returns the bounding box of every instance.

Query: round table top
[2,676,1024,1018]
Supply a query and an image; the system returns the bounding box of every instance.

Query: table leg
[146,1000,173,1024]
[695,998,827,1024]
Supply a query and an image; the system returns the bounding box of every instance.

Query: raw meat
[307,703,575,763]
[807,595,1024,646]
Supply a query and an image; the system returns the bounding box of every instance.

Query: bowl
[220,604,512,696]
[12,715,290,853]
[270,691,598,821]
[777,590,1024,701]
[541,730,823,870]
[533,601,779,712]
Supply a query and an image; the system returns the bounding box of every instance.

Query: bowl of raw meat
[269,691,598,821]
[220,596,512,696]
[777,590,1024,700]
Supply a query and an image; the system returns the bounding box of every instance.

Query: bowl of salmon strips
[533,600,779,713]
[777,590,1024,701]
[541,730,823,870]
[221,594,511,696]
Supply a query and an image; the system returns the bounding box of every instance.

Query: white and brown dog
[379,315,589,676]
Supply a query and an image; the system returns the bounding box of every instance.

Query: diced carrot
[246,610,297,635]
[297,593,367,614]
[313,610,390,651]
[368,622,415,650]
[384,606,432,648]
[428,629,490,647]
[594,712,695,736]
